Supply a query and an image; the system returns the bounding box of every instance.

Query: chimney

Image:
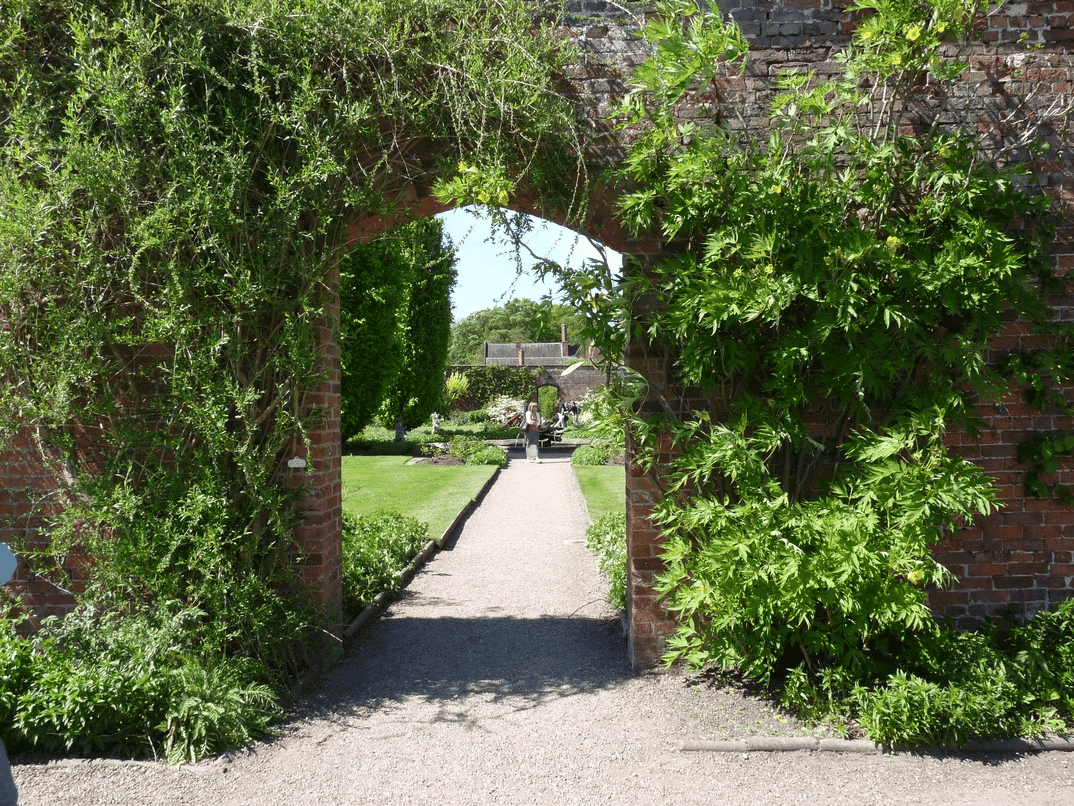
[516,343,524,366]
[561,323,568,358]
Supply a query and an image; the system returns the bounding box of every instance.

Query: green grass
[341,455,498,541]
[574,464,625,522]
[345,422,517,453]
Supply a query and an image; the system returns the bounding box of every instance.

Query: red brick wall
[0,428,78,622]
[937,314,1074,628]
[602,2,1074,666]
[289,264,344,620]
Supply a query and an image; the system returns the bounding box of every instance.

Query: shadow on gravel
[298,610,630,724]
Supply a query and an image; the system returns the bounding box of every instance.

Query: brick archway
[301,188,704,668]
[306,188,660,633]
[5,3,1074,671]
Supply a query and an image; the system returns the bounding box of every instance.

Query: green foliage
[465,445,510,467]
[47,466,312,680]
[656,415,997,682]
[447,408,489,426]
[375,219,458,429]
[346,426,423,455]
[616,0,1048,676]
[778,601,1074,746]
[450,366,537,410]
[0,0,583,760]
[447,298,586,366]
[1018,431,1074,502]
[585,512,627,610]
[341,511,430,615]
[547,0,1061,743]
[339,228,415,441]
[442,436,507,466]
[1,606,282,763]
[538,385,559,420]
[571,444,609,466]
[446,437,490,461]
[856,601,1074,745]
[444,373,471,410]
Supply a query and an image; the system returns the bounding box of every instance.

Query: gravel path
[10,451,1074,805]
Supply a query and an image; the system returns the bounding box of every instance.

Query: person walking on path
[523,401,542,463]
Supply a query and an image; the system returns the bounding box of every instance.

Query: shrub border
[341,467,501,639]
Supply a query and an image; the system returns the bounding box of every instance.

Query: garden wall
[562,0,1074,666]
[1,2,1072,669]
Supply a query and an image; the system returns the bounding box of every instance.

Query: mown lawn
[573,464,626,522]
[341,455,499,541]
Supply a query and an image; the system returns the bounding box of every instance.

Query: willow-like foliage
[569,0,1056,695]
[0,0,583,669]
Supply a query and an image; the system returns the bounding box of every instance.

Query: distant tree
[377,218,458,428]
[340,218,457,439]
[338,235,409,443]
[447,298,585,365]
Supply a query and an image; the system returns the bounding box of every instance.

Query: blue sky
[437,206,621,322]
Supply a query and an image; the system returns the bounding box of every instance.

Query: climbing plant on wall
[0,0,583,697]
[557,0,1057,706]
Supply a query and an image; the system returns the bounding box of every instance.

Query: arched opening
[320,199,639,645]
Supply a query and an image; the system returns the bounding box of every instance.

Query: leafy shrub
[444,372,470,410]
[2,606,282,763]
[465,445,509,467]
[448,408,488,426]
[341,511,430,614]
[439,436,506,466]
[585,512,627,609]
[446,436,488,460]
[538,384,559,420]
[346,425,425,455]
[779,601,1074,746]
[571,444,608,466]
[158,657,281,765]
[0,618,34,734]
[591,0,1050,689]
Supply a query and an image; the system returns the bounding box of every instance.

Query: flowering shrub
[486,395,527,423]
